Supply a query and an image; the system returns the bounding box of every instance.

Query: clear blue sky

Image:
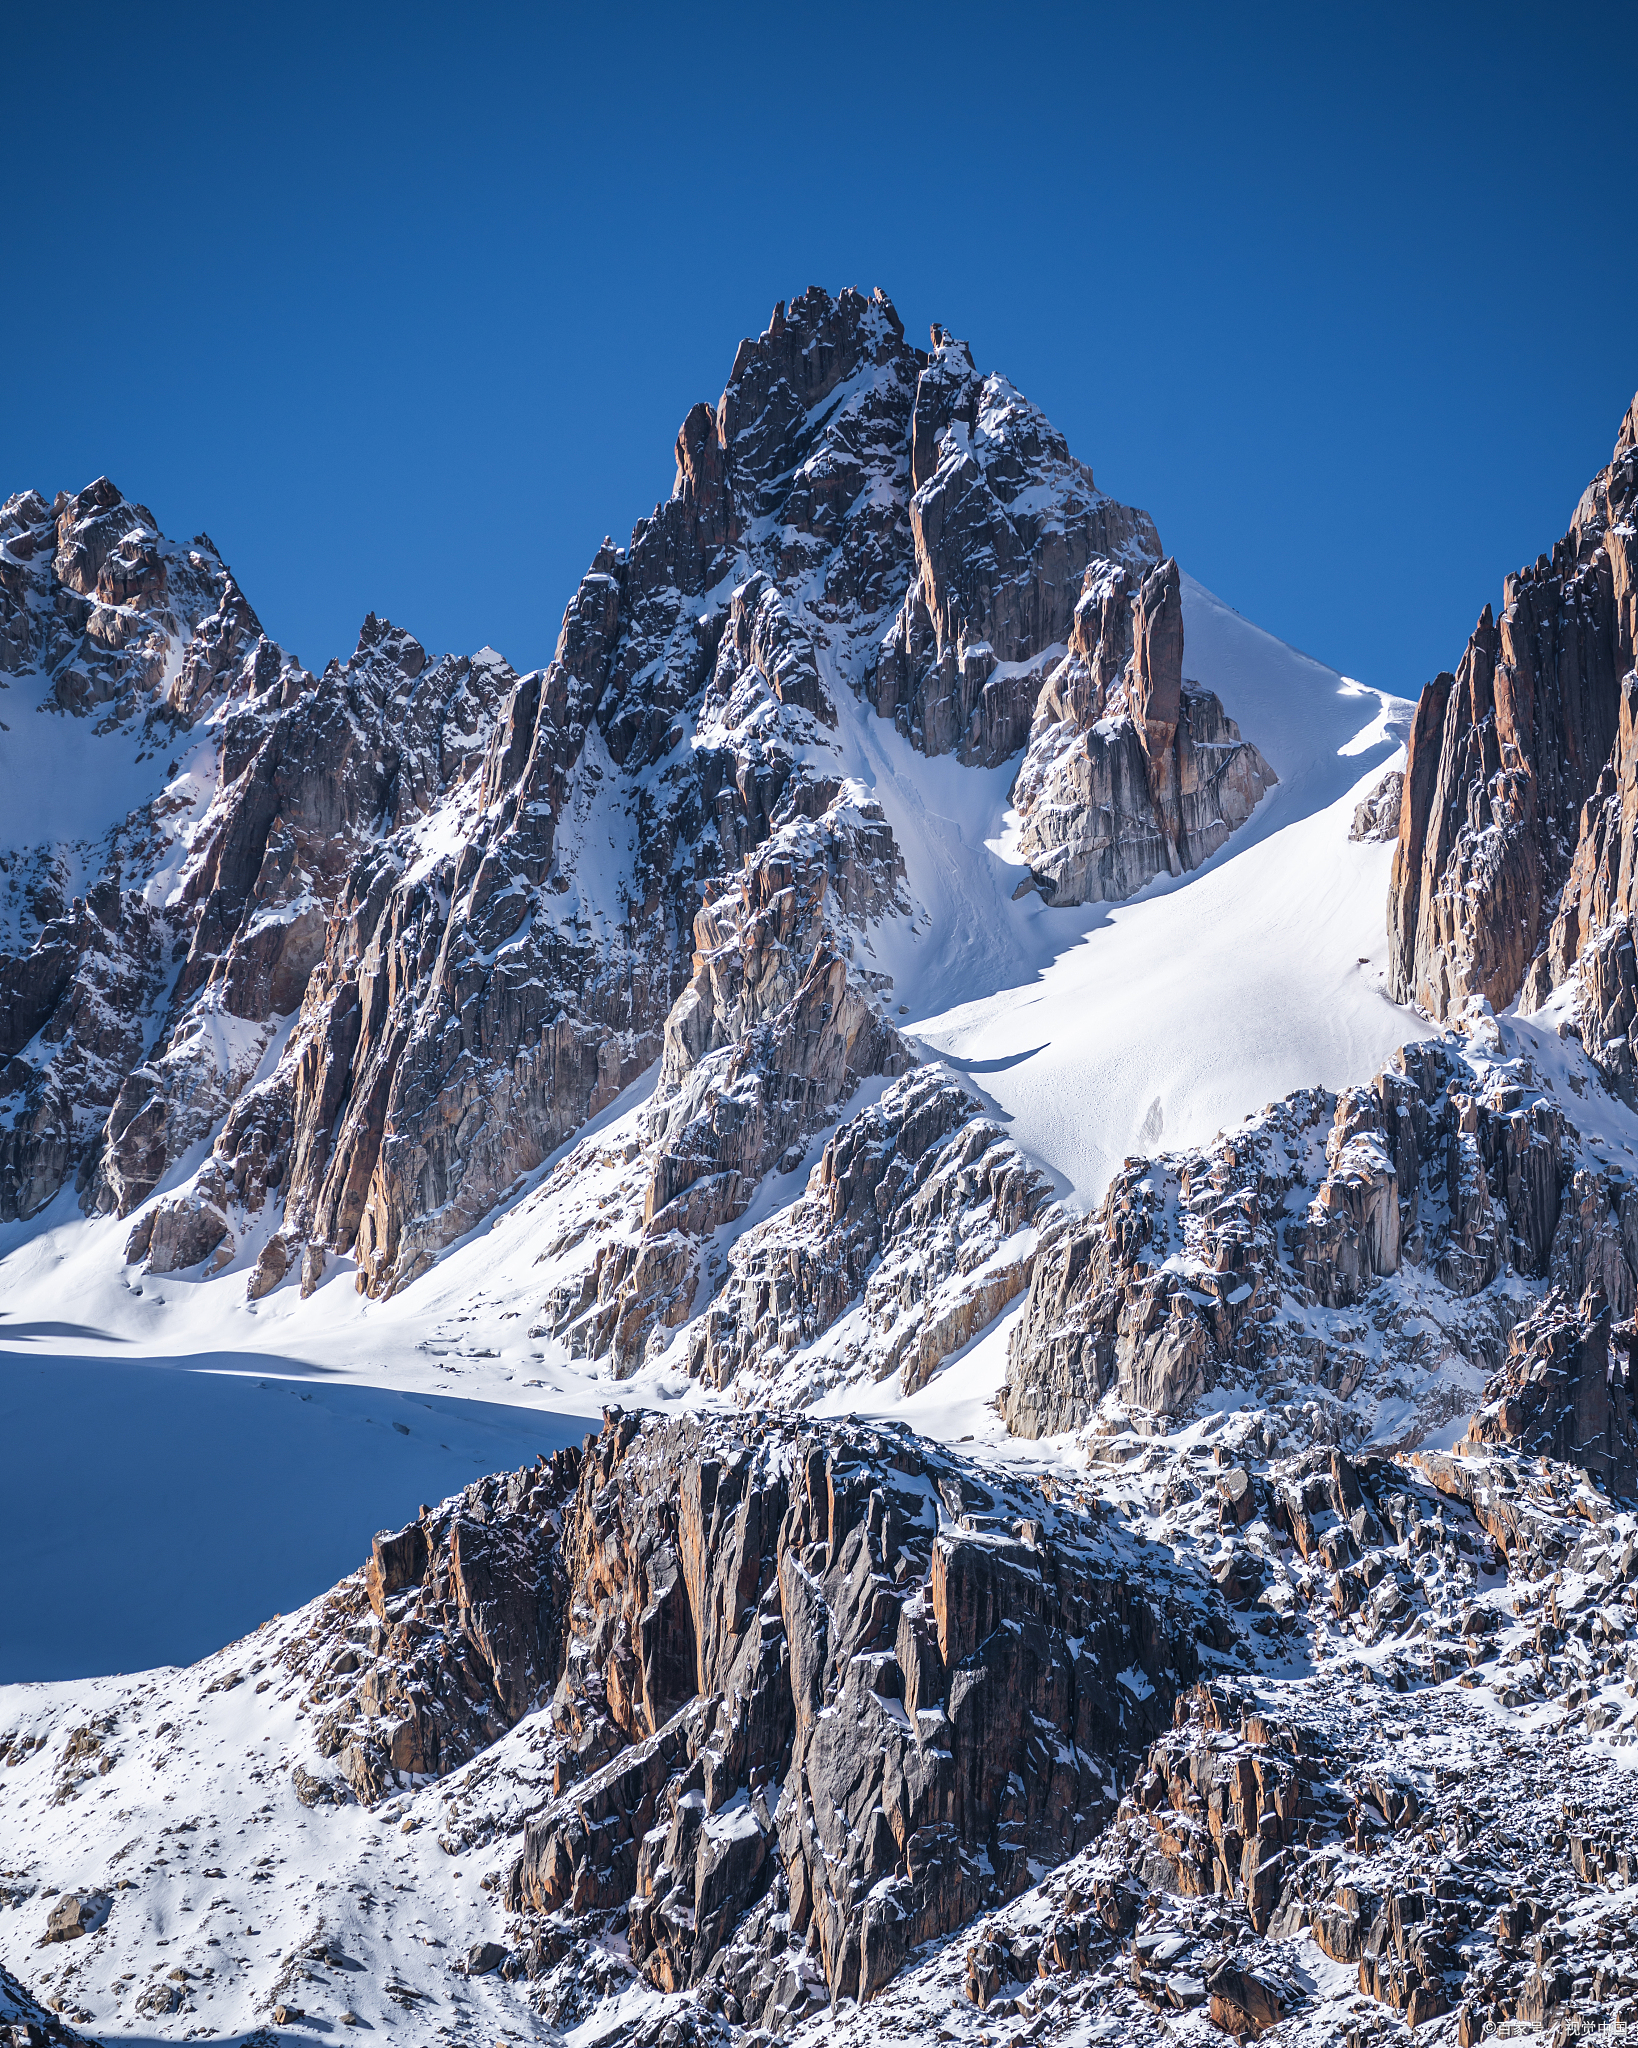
[8,2,1636,699]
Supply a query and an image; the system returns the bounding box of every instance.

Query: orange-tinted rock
[1011,554,1274,906]
[1390,390,1638,1019]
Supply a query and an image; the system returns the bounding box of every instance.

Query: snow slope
[0,692,175,863]
[0,1614,582,2045]
[866,574,1433,1202]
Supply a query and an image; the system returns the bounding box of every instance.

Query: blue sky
[7,2,1636,698]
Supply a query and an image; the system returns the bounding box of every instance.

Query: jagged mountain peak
[345,609,428,677]
[1615,384,1638,460]
[5,288,1286,1325]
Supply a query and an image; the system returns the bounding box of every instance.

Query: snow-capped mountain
[4,292,1638,2048]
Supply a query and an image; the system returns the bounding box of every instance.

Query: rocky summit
[4,294,1638,2048]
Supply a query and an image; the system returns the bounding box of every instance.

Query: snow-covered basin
[866,573,1438,1202]
[0,1339,587,1682]
[0,1066,667,1683]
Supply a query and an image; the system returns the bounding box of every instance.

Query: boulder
[246,1232,289,1300]
[1207,1960,1286,2036]
[43,1893,108,1942]
[1349,768,1404,842]
[138,1162,232,1274]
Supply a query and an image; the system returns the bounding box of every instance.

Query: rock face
[0,480,267,1222]
[293,1453,580,1801]
[289,1409,1202,2029]
[522,1057,1057,1408]
[1389,389,1638,1018]
[672,1064,1052,1402]
[1001,1033,1599,1439]
[873,330,1162,766]
[1531,655,1638,1100]
[107,621,512,1230]
[508,1412,1198,2023]
[1129,1679,1323,1938]
[1125,1676,1458,2030]
[1010,555,1276,903]
[1465,1285,1638,1494]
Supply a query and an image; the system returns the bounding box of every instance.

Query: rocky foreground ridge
[5,1335,1638,2048]
[280,1392,1638,2044]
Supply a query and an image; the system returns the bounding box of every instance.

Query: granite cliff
[1388,390,1638,1026]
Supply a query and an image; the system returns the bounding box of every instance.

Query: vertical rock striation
[1010,554,1276,903]
[288,1409,1205,2026]
[1389,390,1638,1019]
[873,329,1162,765]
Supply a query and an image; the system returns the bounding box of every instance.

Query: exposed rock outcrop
[1010,555,1275,903]
[0,480,267,1222]
[288,1409,1202,2028]
[1389,390,1638,1018]
[102,622,511,1223]
[0,1957,101,2048]
[292,1453,580,1802]
[1349,767,1404,843]
[1465,1284,1638,1494]
[1,477,260,719]
[872,331,1161,766]
[1127,1679,1324,1936]
[510,1412,1196,2020]
[673,1063,1052,1401]
[1002,1035,1588,1439]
